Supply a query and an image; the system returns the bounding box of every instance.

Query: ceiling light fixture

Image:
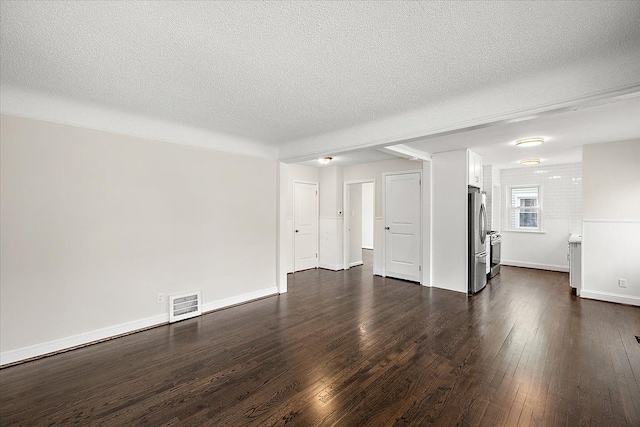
[516,137,544,147]
[318,157,333,165]
[519,158,541,165]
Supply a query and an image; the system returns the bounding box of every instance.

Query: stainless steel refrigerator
[468,188,488,294]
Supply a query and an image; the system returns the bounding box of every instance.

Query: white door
[294,182,318,272]
[384,172,421,282]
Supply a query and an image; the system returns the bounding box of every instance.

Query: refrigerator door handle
[476,251,487,258]
[479,204,487,244]
[483,205,488,240]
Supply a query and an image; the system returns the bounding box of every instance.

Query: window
[508,186,542,231]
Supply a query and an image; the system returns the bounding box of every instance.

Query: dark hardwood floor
[1,251,639,426]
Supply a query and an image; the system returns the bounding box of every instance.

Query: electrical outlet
[157,293,164,303]
[618,279,627,288]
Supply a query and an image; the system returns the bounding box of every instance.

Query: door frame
[381,169,422,281]
[343,179,375,270]
[293,180,319,272]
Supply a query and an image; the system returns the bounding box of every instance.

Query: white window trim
[505,184,544,232]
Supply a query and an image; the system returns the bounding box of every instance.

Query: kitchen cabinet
[467,150,483,189]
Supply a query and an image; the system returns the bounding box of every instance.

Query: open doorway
[362,182,374,250]
[344,180,375,274]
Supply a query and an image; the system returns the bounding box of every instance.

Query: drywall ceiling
[1,1,640,159]
[403,96,640,169]
[299,149,398,168]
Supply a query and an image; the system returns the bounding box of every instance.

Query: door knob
[295,229,299,233]
[385,227,390,230]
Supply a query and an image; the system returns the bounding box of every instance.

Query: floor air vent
[169,291,202,323]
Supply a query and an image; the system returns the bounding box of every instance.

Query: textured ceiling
[1,1,640,152]
[405,96,640,169]
[298,149,398,168]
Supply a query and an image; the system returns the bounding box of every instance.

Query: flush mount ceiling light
[519,158,541,165]
[515,137,544,147]
[317,157,333,165]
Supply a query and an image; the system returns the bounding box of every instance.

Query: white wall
[432,150,468,293]
[343,158,418,217]
[318,165,343,270]
[422,161,432,287]
[500,163,582,272]
[491,166,501,231]
[483,165,503,231]
[286,164,319,273]
[276,163,288,293]
[483,165,493,230]
[343,158,418,275]
[348,184,363,266]
[361,182,374,250]
[582,139,640,306]
[319,165,340,218]
[583,140,640,220]
[0,114,277,364]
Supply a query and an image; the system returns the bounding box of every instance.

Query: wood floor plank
[1,253,639,426]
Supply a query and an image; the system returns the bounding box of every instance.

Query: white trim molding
[501,260,569,273]
[580,290,640,306]
[0,86,277,160]
[1,286,278,367]
[0,313,167,367]
[201,287,278,313]
[379,144,432,162]
[582,219,640,223]
[318,263,343,271]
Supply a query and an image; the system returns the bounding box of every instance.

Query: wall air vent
[169,291,202,323]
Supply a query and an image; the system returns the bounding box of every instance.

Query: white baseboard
[501,260,569,273]
[349,261,364,267]
[1,286,278,367]
[580,289,640,306]
[318,263,343,271]
[201,287,278,313]
[0,313,167,367]
[362,246,373,250]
